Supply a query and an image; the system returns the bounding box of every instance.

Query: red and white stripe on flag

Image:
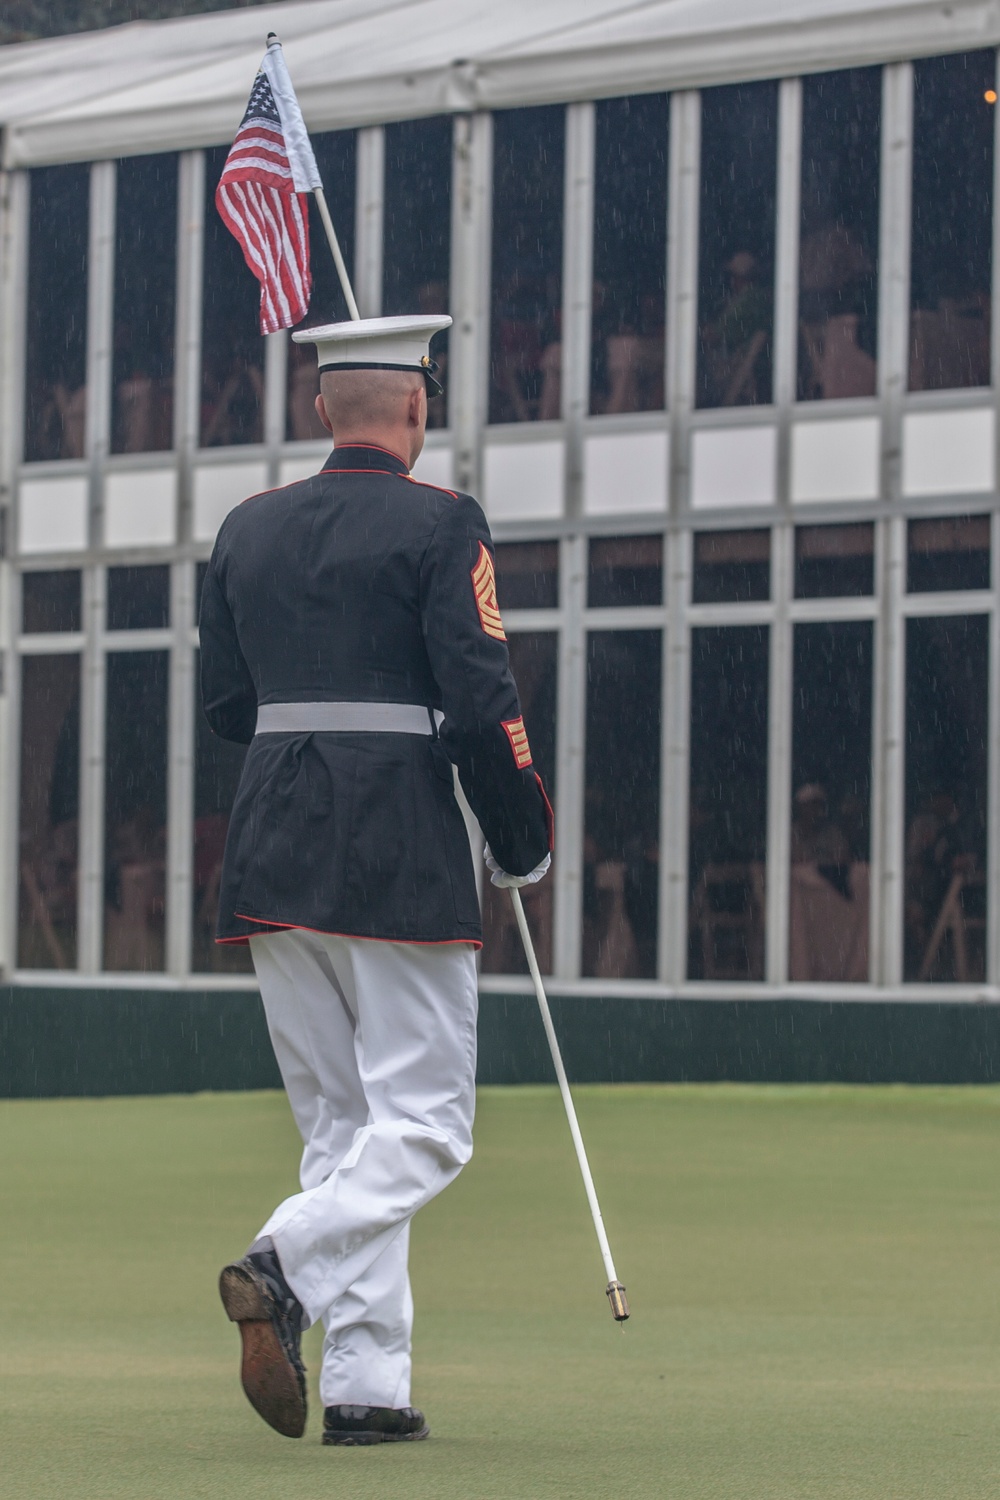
[215,68,311,334]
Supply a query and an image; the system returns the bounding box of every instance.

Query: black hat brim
[318,361,444,398]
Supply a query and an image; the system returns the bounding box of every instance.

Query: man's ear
[314,393,334,434]
[409,383,426,428]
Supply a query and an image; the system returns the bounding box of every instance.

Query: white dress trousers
[249,927,479,1410]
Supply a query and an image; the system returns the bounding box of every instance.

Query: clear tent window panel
[489,106,565,424]
[697,82,778,410]
[480,633,558,976]
[18,655,81,970]
[590,94,668,416]
[692,530,771,604]
[201,145,264,448]
[798,68,880,402]
[21,571,82,634]
[789,622,873,983]
[103,651,169,972]
[494,542,559,611]
[112,154,178,454]
[794,524,874,598]
[907,515,991,593]
[583,630,661,979]
[192,653,253,974]
[904,615,988,981]
[106,565,170,630]
[286,129,357,443]
[587,536,663,607]
[24,164,89,462]
[909,51,995,391]
[383,116,452,428]
[688,626,768,981]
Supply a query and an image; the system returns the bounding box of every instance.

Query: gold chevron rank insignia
[502,715,533,768]
[471,541,506,641]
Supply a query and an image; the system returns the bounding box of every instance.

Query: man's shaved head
[314,366,428,467]
[320,368,424,430]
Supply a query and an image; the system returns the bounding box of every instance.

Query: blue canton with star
[240,71,281,128]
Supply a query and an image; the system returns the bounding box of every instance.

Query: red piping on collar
[325,442,410,464]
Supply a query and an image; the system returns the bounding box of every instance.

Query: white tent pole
[313,185,361,321]
[508,888,630,1322]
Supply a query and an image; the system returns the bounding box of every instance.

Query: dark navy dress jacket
[199,444,552,946]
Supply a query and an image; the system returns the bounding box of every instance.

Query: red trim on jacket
[323,442,410,464]
[405,473,459,499]
[221,914,482,950]
[534,771,555,853]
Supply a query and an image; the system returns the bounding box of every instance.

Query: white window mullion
[355,126,384,319]
[773,76,802,503]
[662,91,701,982]
[166,560,195,978]
[666,90,700,513]
[450,111,492,495]
[873,62,913,986]
[764,80,801,985]
[0,168,29,978]
[174,149,204,544]
[872,515,906,986]
[877,62,913,501]
[263,330,287,486]
[77,162,116,974]
[765,522,793,982]
[85,160,115,550]
[561,101,595,520]
[554,533,587,980]
[78,565,106,973]
[659,525,691,982]
[1,576,23,979]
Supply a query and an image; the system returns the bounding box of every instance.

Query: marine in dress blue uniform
[206,314,552,1445]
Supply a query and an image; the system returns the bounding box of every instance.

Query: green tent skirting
[1,986,998,1096]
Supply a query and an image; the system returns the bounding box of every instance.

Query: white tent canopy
[1,0,997,168]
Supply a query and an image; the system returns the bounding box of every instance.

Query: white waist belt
[255,701,445,735]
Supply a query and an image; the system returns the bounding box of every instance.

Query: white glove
[484,845,552,889]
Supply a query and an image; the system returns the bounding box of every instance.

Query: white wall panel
[104,469,176,547]
[902,406,995,496]
[583,429,668,514]
[482,439,564,521]
[192,461,268,542]
[690,425,776,508]
[791,416,880,503]
[18,475,88,553]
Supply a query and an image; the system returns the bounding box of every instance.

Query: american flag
[215,48,320,334]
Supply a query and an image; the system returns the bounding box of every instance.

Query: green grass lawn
[1,1084,998,1498]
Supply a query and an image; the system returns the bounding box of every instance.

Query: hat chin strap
[318,361,443,397]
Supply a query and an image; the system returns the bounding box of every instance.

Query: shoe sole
[322,1425,430,1447]
[219,1264,306,1439]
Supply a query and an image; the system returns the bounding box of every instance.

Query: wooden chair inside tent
[918,869,987,982]
[691,862,765,980]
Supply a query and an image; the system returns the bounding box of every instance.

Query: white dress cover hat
[291,313,452,395]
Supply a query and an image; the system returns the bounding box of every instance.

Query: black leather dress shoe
[219,1238,307,1438]
[322,1404,430,1445]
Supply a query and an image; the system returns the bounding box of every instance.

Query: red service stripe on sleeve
[471,541,506,641]
[502,716,533,768]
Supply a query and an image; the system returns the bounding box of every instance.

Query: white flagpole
[265,33,361,322]
[508,888,630,1322]
[312,185,361,321]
